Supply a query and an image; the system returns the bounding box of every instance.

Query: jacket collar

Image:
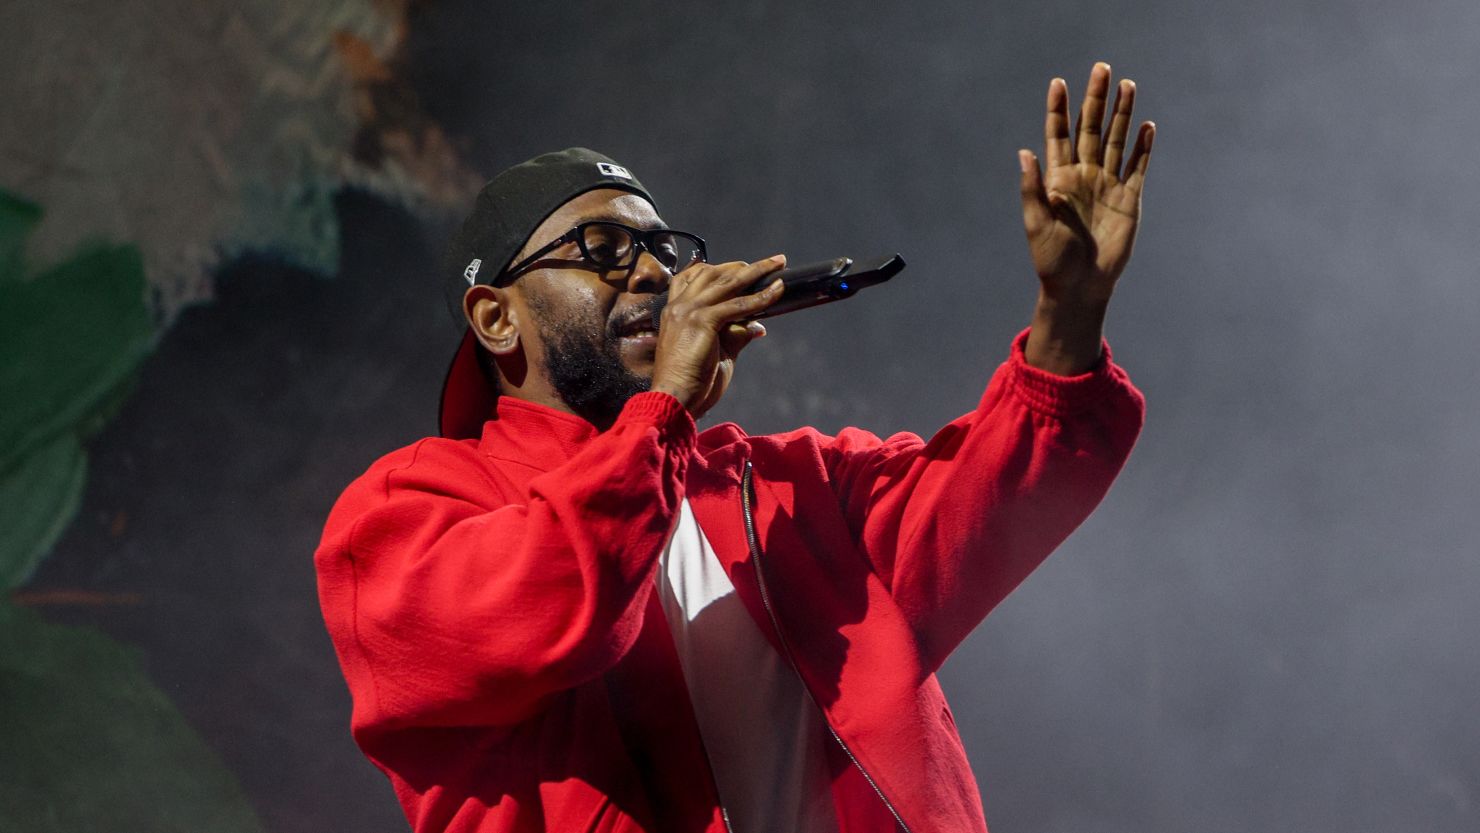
[475,395,750,480]
[477,397,600,470]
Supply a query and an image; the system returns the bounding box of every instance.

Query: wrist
[620,390,698,448]
[649,378,695,411]
[1025,293,1108,375]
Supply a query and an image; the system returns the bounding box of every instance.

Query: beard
[526,293,655,430]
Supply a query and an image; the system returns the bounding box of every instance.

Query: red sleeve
[314,392,694,738]
[823,328,1145,671]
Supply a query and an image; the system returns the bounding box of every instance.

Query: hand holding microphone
[648,254,906,330]
[647,253,907,418]
[647,256,787,419]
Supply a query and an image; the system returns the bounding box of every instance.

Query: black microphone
[649,254,906,331]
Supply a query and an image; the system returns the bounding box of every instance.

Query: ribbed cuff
[619,391,697,452]
[1007,327,1126,418]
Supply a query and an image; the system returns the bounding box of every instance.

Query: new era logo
[596,162,632,180]
[464,258,482,285]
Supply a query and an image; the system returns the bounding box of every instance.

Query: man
[316,63,1153,833]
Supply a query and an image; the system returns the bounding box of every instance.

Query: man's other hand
[1019,61,1156,375]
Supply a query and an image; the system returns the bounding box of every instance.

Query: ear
[463,284,521,355]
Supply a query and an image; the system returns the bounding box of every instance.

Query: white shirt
[655,499,840,833]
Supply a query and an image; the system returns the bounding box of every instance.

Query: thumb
[1018,150,1052,239]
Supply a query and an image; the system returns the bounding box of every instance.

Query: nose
[624,250,671,295]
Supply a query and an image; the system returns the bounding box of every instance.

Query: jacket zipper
[740,461,912,833]
[715,773,734,833]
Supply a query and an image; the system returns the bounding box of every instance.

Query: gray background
[36,0,1480,831]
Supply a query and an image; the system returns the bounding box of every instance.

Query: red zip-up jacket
[315,329,1145,833]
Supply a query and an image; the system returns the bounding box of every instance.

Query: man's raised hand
[1020,61,1154,306]
[1019,62,1155,374]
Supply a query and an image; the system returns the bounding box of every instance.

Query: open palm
[1020,63,1155,306]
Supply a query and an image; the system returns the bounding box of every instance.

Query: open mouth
[613,310,660,341]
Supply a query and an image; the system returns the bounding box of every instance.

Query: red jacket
[315,329,1144,833]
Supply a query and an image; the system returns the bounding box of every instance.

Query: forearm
[832,330,1144,669]
[1023,292,1109,376]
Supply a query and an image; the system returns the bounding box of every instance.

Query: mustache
[608,296,667,338]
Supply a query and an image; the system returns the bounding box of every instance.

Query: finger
[734,254,787,296]
[688,255,786,304]
[718,320,765,360]
[666,258,716,302]
[668,260,746,305]
[1043,77,1072,168]
[1018,150,1052,239]
[708,276,785,324]
[1074,62,1112,166]
[1103,79,1136,177]
[1123,121,1156,189]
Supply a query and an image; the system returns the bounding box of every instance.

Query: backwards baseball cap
[438,147,656,439]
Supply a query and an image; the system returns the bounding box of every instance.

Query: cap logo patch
[596,162,632,180]
[464,258,482,285]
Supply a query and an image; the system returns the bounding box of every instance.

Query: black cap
[438,148,656,439]
[442,147,655,324]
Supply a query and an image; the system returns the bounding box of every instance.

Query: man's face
[503,189,674,427]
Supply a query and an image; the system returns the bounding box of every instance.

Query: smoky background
[413,2,1480,829]
[18,0,1479,831]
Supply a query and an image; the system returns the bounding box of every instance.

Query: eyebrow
[573,213,668,230]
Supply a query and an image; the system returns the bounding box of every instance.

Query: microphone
[649,254,906,330]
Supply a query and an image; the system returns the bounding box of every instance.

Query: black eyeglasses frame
[497,221,708,285]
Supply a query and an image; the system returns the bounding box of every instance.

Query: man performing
[316,62,1154,833]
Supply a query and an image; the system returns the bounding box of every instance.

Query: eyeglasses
[499,221,707,284]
